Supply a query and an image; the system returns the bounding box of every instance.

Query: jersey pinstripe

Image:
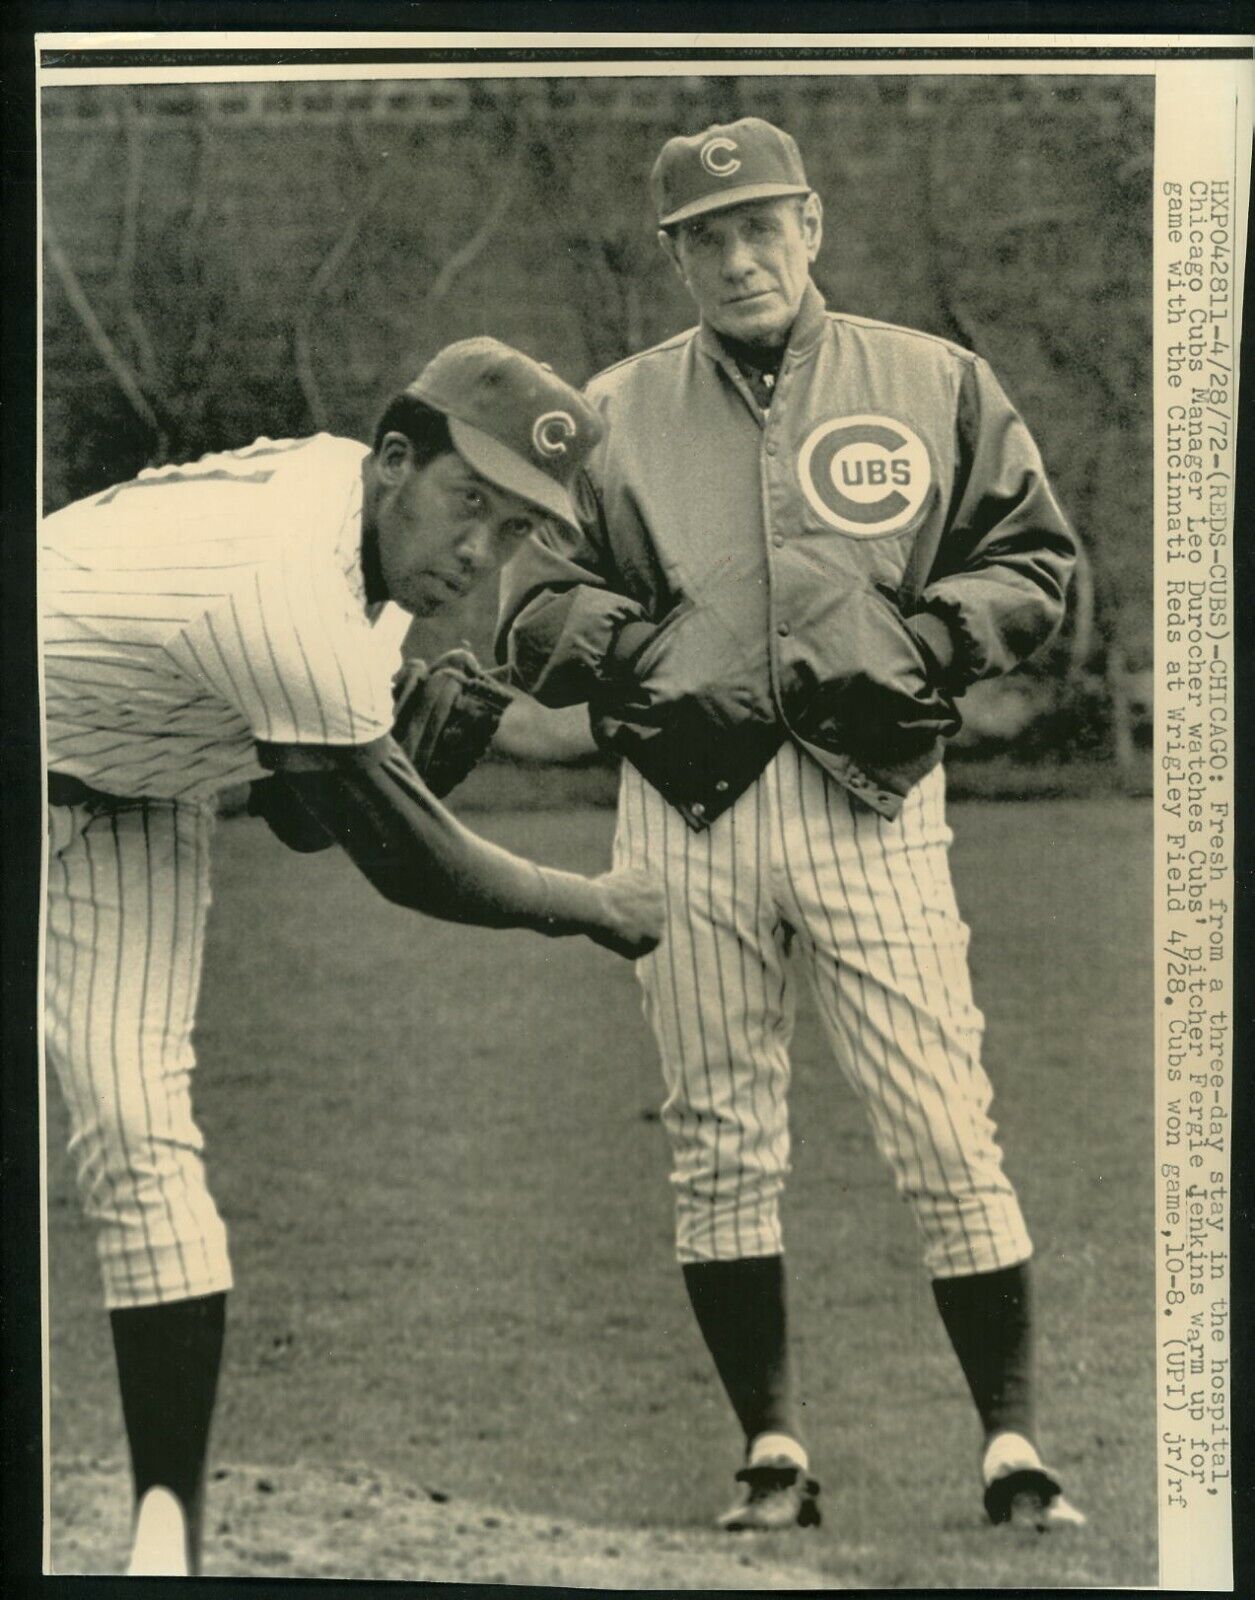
[42,434,408,801]
[43,432,411,1310]
[613,750,1030,1275]
[45,797,229,1308]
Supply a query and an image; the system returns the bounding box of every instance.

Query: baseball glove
[391,647,514,798]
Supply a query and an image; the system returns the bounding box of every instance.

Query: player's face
[374,445,544,616]
[661,194,823,348]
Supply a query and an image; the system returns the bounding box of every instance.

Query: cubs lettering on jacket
[499,283,1077,827]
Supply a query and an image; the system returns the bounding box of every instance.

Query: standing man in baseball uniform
[500,119,1084,1533]
[43,338,662,1577]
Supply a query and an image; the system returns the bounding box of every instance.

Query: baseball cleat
[985,1468,1087,1532]
[125,1484,191,1576]
[716,1458,822,1531]
[1030,1491,1087,1530]
[982,1434,1086,1533]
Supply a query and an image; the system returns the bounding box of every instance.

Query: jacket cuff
[904,611,963,685]
[605,619,659,674]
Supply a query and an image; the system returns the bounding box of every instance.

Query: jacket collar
[696,278,828,367]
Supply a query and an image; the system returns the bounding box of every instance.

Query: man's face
[373,440,544,617]
[661,194,823,347]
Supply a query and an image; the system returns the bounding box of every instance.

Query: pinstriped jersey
[42,434,410,802]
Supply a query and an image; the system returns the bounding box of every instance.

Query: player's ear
[376,431,417,485]
[800,192,823,262]
[658,228,686,283]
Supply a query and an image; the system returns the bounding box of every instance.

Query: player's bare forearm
[260,739,661,958]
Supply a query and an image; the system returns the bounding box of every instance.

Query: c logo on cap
[532,411,577,459]
[797,415,933,536]
[700,137,741,178]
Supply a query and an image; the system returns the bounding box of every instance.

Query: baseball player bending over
[500,120,1084,1533]
[42,340,662,1576]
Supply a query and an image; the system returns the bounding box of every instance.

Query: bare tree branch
[180,113,219,382]
[383,123,527,391]
[1106,641,1137,787]
[114,97,164,401]
[623,275,643,355]
[292,146,395,429]
[1034,316,1128,421]
[984,209,1089,238]
[44,209,168,457]
[115,99,142,295]
[292,327,331,434]
[424,145,519,307]
[183,112,214,282]
[346,119,381,175]
[920,109,979,350]
[915,93,1107,704]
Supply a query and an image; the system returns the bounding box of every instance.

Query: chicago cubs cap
[405,337,602,532]
[651,117,811,228]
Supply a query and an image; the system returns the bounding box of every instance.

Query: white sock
[126,1485,190,1577]
[982,1430,1042,1484]
[748,1431,809,1472]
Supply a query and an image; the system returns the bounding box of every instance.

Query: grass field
[46,796,1156,1586]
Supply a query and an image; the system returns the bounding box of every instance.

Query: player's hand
[587,868,665,959]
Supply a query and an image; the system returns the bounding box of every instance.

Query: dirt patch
[51,1458,833,1587]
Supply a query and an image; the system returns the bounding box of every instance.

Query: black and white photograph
[28,28,1245,1589]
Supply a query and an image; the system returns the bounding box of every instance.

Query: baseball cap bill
[651,117,811,228]
[405,338,602,532]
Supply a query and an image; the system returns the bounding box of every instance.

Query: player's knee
[76,1136,213,1244]
[76,1097,201,1202]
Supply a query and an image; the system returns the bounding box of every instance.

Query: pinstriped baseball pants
[613,745,1032,1278]
[44,799,233,1310]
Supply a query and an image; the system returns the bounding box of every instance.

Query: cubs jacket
[498,282,1077,827]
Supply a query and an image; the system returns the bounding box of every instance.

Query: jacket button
[777,622,790,637]
[691,802,706,819]
[772,535,785,549]
[715,779,729,793]
[765,441,778,456]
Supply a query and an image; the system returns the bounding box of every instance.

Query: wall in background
[41,74,1153,765]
